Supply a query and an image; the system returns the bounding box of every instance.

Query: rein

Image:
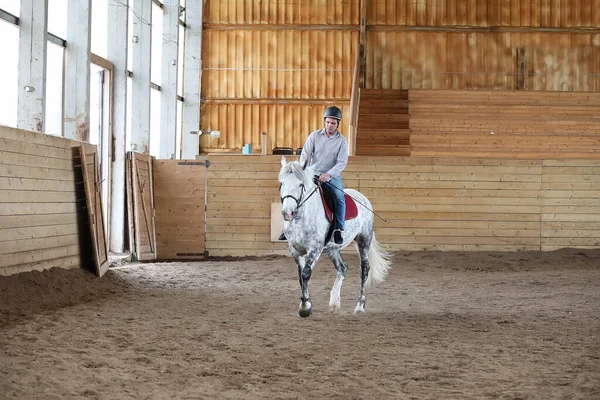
[280,183,318,210]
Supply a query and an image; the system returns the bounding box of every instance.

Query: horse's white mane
[278,160,314,188]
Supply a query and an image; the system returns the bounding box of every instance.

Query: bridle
[280,181,318,209]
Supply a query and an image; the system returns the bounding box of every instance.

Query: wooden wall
[205,155,600,256]
[199,1,600,154]
[366,31,600,90]
[0,126,96,276]
[409,89,600,158]
[201,1,359,154]
[200,103,351,152]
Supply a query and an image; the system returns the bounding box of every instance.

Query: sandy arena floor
[1,249,599,399]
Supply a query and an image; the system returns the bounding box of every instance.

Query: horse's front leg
[297,249,322,318]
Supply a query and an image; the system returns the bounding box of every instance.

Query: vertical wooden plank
[530,0,539,26]
[540,0,550,26]
[79,147,109,277]
[457,0,467,25]
[397,0,407,25]
[517,47,526,90]
[511,0,519,25]
[550,0,560,26]
[125,154,135,254]
[407,0,417,25]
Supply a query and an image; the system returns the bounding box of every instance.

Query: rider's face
[324,118,339,134]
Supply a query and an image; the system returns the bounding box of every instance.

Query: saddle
[315,178,358,245]
[317,182,358,223]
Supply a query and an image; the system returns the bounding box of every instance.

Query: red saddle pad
[319,190,358,223]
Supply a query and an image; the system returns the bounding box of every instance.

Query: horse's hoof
[353,305,365,315]
[298,301,312,318]
[298,308,312,318]
[329,303,340,312]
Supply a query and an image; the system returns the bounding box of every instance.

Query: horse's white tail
[365,233,392,288]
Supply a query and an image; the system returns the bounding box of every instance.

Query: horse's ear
[302,159,308,170]
[281,156,287,167]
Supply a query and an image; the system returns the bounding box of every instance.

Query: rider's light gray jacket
[300,129,349,178]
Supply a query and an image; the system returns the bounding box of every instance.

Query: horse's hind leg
[327,249,348,312]
[354,234,372,314]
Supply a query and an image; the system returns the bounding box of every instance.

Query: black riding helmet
[323,106,342,121]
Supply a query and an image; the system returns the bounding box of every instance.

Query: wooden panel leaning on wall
[204,155,600,257]
[0,126,97,276]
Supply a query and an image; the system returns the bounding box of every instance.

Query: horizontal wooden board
[0,177,79,191]
[0,137,75,159]
[0,164,78,181]
[0,190,78,203]
[0,234,79,256]
[0,255,81,276]
[0,213,79,229]
[0,150,74,170]
[0,244,80,268]
[0,224,78,242]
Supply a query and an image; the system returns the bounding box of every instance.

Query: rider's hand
[319,173,331,182]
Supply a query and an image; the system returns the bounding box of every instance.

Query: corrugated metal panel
[367,31,600,90]
[200,103,350,153]
[202,30,357,99]
[203,0,360,25]
[366,0,600,27]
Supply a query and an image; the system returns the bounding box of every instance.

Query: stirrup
[333,229,343,244]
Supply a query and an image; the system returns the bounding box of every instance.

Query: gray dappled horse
[278,156,392,317]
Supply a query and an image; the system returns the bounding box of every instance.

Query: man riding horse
[279,106,348,244]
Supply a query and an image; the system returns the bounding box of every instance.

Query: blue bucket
[242,143,252,154]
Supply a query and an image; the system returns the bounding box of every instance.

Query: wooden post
[261,131,268,155]
[347,0,367,156]
[516,48,526,90]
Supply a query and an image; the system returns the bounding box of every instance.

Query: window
[151,2,162,85]
[176,99,182,158]
[0,19,18,128]
[91,0,108,58]
[150,87,161,157]
[177,21,184,97]
[47,0,67,40]
[0,1,19,16]
[45,41,64,136]
[126,76,132,150]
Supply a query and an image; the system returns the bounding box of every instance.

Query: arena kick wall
[205,155,600,257]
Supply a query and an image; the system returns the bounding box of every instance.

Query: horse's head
[278,156,314,221]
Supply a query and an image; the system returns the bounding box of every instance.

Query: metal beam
[107,0,129,253]
[131,0,152,154]
[159,0,179,159]
[181,0,203,159]
[64,0,92,141]
[17,0,48,133]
